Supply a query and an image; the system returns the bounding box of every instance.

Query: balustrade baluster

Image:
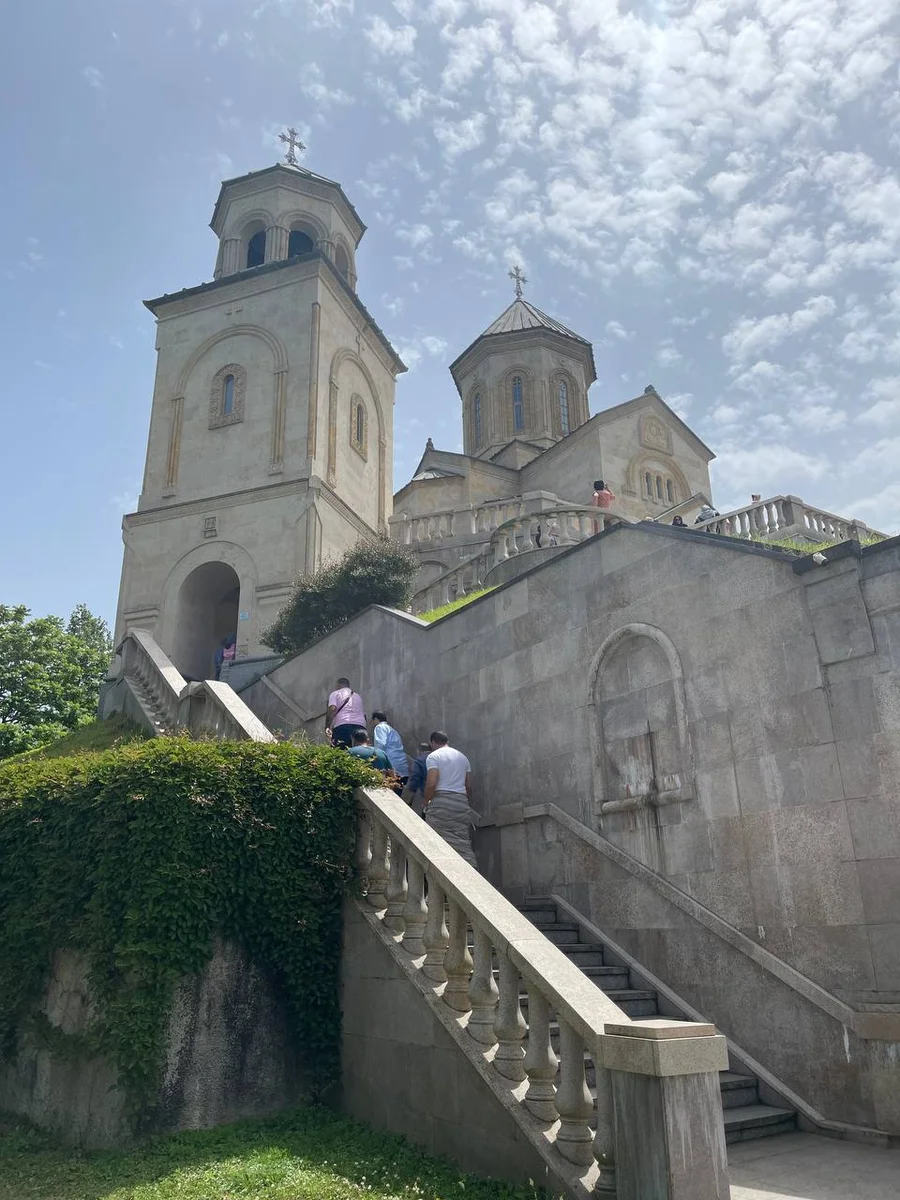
[383,838,407,932]
[440,580,451,606]
[592,1066,617,1194]
[355,810,372,886]
[556,1019,595,1166]
[522,986,557,1120]
[366,820,389,909]
[492,956,526,1079]
[422,877,449,981]
[401,856,427,954]
[467,929,499,1043]
[442,900,473,1011]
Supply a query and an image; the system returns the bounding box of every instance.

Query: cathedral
[114,148,715,678]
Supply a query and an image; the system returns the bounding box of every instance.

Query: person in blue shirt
[371,711,410,783]
[348,729,391,772]
[403,742,432,814]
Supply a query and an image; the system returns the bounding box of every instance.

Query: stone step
[723,1104,797,1143]
[558,944,606,966]
[719,1071,760,1109]
[517,905,557,924]
[541,926,583,946]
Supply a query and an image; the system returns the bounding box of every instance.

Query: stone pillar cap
[604,1018,717,1040]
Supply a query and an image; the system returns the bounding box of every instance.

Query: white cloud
[434,113,486,159]
[82,66,104,89]
[300,63,352,108]
[722,297,837,364]
[395,223,433,248]
[365,16,417,56]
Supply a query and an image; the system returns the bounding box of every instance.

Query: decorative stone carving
[203,516,217,539]
[639,413,673,456]
[208,363,246,429]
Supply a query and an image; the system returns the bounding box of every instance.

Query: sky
[2,0,899,627]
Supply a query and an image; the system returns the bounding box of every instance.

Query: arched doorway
[173,561,240,680]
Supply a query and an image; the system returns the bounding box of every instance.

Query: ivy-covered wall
[0,738,376,1140]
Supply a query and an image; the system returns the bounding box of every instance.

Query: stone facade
[114,164,404,679]
[239,525,900,1135]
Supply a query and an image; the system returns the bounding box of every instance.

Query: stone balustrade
[112,629,276,743]
[410,506,626,614]
[355,786,730,1198]
[392,499,529,547]
[694,495,877,544]
[119,627,186,730]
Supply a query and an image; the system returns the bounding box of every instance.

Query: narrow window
[667,479,674,504]
[335,243,351,280]
[356,403,365,446]
[246,230,266,268]
[223,374,235,415]
[512,376,524,432]
[656,475,663,499]
[473,392,482,447]
[288,229,314,257]
[645,471,653,496]
[558,379,570,435]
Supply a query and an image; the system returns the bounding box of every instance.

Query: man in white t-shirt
[422,731,477,867]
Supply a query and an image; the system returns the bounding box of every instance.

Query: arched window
[645,471,653,497]
[558,379,570,435]
[335,243,351,281]
[350,394,368,459]
[666,479,675,504]
[222,374,235,415]
[288,229,314,257]
[209,364,246,429]
[473,392,483,448]
[512,375,524,432]
[246,229,266,268]
[656,475,663,499]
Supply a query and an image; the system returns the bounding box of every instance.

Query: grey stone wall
[0,941,306,1146]
[242,524,900,1130]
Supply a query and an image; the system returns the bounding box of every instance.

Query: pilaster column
[327,379,338,487]
[307,302,321,458]
[269,369,288,474]
[163,396,184,497]
[265,224,289,262]
[220,238,242,277]
[378,438,387,530]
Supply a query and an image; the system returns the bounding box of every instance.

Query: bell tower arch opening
[173,561,241,680]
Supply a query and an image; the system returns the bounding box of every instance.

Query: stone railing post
[422,876,449,981]
[492,955,526,1079]
[366,821,390,910]
[523,986,557,1119]
[401,856,427,954]
[442,900,473,1011]
[467,929,499,1043]
[383,839,407,932]
[600,1019,729,1200]
[555,1019,595,1166]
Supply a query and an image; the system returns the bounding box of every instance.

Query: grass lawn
[419,588,496,623]
[0,1108,547,1200]
[6,715,148,763]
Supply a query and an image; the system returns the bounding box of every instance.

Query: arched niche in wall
[587,623,694,821]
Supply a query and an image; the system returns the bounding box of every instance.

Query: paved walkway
[729,1133,899,1199]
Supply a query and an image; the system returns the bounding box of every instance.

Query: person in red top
[591,478,615,532]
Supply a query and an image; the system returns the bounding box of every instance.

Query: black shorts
[332,724,366,749]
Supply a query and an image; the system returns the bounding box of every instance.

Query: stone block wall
[241,524,900,1131]
[0,941,306,1146]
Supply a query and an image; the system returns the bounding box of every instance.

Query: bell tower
[114,141,406,679]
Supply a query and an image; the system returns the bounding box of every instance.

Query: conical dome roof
[479,297,591,344]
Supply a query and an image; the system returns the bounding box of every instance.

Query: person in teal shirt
[348,729,391,772]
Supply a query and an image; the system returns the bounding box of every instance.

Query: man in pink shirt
[591,478,615,533]
[326,677,367,748]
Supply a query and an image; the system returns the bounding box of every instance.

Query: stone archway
[172,561,241,681]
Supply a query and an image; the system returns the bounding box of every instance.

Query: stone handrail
[114,628,276,743]
[411,548,493,615]
[119,627,186,730]
[355,786,730,1196]
[355,785,623,1192]
[695,494,877,543]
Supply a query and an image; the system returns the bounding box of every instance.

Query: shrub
[263,536,419,656]
[0,738,380,1126]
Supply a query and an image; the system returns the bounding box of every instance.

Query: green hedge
[0,738,379,1126]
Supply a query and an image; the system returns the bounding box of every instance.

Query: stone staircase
[519,897,798,1144]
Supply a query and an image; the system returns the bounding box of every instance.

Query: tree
[263,536,419,657]
[0,604,113,759]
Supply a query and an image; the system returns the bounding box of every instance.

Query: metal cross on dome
[278,126,306,166]
[508,264,527,299]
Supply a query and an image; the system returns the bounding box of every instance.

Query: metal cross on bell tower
[508,264,527,299]
[278,126,306,166]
